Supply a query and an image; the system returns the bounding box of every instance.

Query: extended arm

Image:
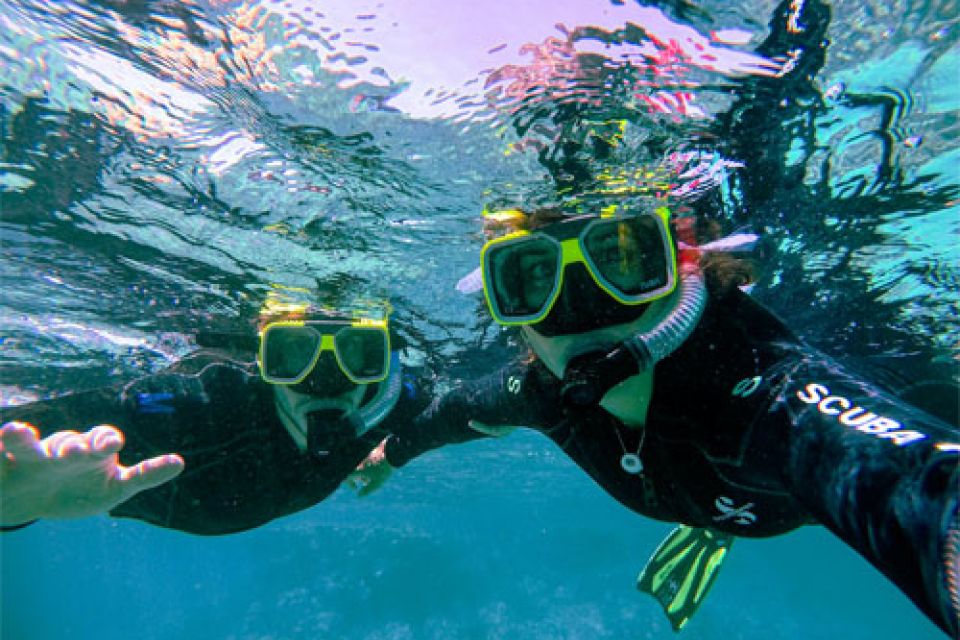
[0,350,271,534]
[771,356,959,637]
[1,420,183,527]
[383,358,563,468]
[0,382,186,527]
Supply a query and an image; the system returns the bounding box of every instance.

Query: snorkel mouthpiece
[561,345,639,406]
[304,351,403,459]
[307,410,364,459]
[561,266,706,406]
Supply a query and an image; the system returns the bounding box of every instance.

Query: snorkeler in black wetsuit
[385,282,812,536]
[380,242,959,635]
[0,310,432,535]
[379,0,953,633]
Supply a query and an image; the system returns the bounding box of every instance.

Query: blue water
[1,0,957,638]
[1,434,944,639]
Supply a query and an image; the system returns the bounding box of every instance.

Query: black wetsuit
[0,348,431,535]
[383,287,960,637]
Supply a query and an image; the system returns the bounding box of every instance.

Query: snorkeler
[368,206,959,637]
[0,307,429,535]
[366,0,955,632]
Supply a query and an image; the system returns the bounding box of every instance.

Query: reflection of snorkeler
[376,206,959,635]
[0,308,432,535]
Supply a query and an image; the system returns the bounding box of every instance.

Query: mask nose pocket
[294,355,356,396]
[537,263,652,336]
[553,263,593,313]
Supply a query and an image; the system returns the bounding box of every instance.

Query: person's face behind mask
[523,286,678,379]
[532,262,653,337]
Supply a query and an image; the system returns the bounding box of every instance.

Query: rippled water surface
[1,1,957,638]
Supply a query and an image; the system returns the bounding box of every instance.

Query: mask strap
[671,216,701,273]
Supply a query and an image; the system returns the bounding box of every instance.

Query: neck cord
[612,421,646,475]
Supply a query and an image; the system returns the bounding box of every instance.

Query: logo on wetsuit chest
[796,382,927,446]
[712,496,756,526]
[136,392,175,414]
[732,376,763,398]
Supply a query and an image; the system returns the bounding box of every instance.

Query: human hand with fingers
[0,421,185,527]
[346,437,393,498]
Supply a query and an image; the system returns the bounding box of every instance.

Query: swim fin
[637,526,735,631]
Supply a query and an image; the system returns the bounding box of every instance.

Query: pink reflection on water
[484,6,781,122]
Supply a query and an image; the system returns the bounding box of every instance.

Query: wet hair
[692,217,757,296]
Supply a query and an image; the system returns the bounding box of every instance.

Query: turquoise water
[1,0,957,638]
[1,434,946,639]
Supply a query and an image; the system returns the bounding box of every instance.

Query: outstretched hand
[0,421,184,526]
[346,437,393,498]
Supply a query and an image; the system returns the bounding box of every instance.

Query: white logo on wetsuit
[712,496,756,526]
[732,376,762,398]
[507,375,522,395]
[795,382,927,446]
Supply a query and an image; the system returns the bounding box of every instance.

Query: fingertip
[1,421,40,441]
[142,454,184,478]
[41,431,80,458]
[159,460,185,484]
[91,437,123,457]
[98,437,123,456]
[55,438,89,458]
[90,425,125,452]
[120,454,185,497]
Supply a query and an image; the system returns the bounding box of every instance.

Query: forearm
[777,360,959,636]
[384,361,561,468]
[383,390,491,468]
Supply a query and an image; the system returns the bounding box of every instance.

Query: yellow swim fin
[637,526,735,631]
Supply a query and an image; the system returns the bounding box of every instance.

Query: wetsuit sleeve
[772,355,960,637]
[1,387,126,437]
[383,359,563,468]
[0,353,238,439]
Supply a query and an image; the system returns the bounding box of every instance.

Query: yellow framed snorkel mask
[258,317,391,385]
[480,208,678,326]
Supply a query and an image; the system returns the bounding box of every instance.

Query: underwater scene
[1,0,957,638]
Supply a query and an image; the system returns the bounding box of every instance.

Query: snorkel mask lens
[335,325,389,381]
[259,319,390,385]
[483,235,562,322]
[481,211,677,326]
[581,215,673,297]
